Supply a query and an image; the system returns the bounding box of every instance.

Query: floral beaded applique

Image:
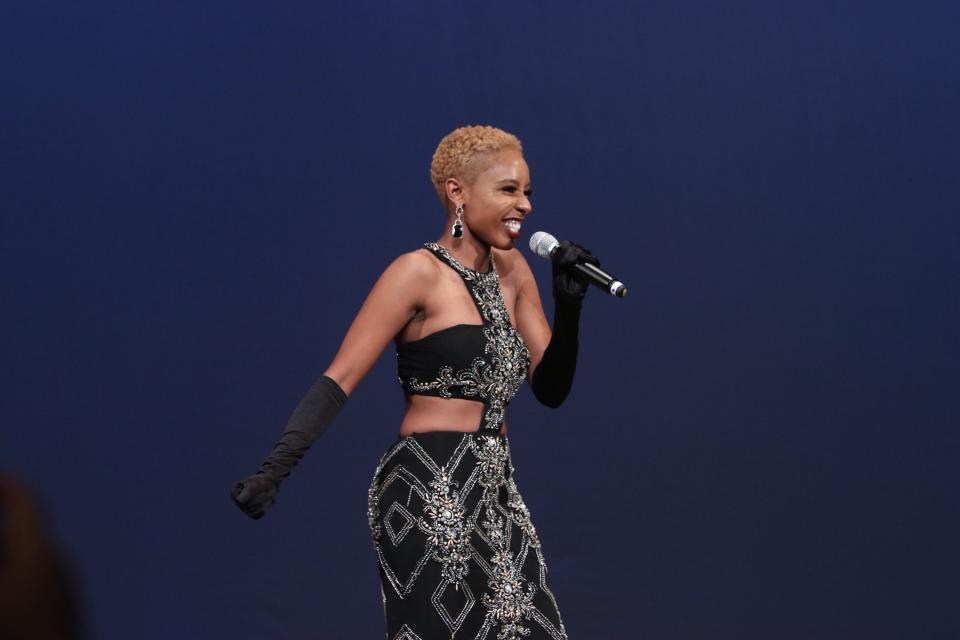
[418,469,472,584]
[402,243,531,433]
[480,507,537,639]
[471,434,510,490]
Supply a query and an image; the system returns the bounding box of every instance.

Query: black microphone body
[529,231,627,298]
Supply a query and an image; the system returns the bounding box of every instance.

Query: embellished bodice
[397,242,531,433]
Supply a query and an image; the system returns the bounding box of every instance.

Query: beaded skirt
[367,431,569,640]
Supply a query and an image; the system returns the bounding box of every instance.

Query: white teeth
[504,220,521,232]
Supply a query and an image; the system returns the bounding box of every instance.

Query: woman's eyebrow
[496,178,531,187]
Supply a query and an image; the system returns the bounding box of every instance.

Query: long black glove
[230,374,347,519]
[530,241,599,408]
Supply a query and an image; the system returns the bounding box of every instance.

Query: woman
[231,125,599,640]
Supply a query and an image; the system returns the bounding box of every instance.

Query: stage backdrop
[2,1,958,638]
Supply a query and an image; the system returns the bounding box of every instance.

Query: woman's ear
[445,177,465,208]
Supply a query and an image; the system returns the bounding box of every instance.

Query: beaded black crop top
[396,242,531,434]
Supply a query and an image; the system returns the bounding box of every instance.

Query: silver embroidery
[471,434,509,490]
[402,243,531,433]
[481,505,537,639]
[406,358,488,399]
[506,477,540,548]
[431,578,475,635]
[418,469,471,583]
[391,624,426,640]
[370,433,566,639]
[367,464,383,542]
[384,502,416,546]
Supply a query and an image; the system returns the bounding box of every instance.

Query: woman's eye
[502,186,517,192]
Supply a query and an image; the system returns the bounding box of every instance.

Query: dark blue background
[2,1,958,638]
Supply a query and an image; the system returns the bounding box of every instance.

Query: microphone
[529,231,627,298]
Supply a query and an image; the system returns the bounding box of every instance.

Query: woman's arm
[514,242,598,407]
[322,251,435,395]
[512,251,552,386]
[231,251,434,519]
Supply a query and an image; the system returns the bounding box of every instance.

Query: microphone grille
[529,231,559,259]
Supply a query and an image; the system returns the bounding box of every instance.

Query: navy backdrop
[2,1,958,638]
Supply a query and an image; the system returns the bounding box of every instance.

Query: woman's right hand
[230,472,279,520]
[551,240,601,306]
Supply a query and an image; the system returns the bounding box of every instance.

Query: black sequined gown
[366,243,569,640]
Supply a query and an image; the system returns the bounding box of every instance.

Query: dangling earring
[451,203,464,238]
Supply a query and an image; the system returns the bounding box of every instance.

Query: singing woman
[231,125,599,640]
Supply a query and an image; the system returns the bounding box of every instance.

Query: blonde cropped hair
[430,125,523,204]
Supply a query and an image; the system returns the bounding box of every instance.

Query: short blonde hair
[430,125,523,204]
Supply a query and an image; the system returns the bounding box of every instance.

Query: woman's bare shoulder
[377,248,440,297]
[391,247,440,278]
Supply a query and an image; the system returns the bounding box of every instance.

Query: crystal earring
[451,204,464,238]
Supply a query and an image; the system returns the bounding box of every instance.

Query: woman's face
[458,149,533,249]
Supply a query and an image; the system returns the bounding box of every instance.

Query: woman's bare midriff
[398,394,508,437]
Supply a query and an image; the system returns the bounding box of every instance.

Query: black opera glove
[230,375,347,520]
[531,241,599,408]
[230,473,278,520]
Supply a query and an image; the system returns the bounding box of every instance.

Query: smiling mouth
[503,219,522,234]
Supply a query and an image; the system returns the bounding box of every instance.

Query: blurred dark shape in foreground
[0,473,84,640]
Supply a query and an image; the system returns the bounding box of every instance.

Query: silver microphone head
[529,231,560,259]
